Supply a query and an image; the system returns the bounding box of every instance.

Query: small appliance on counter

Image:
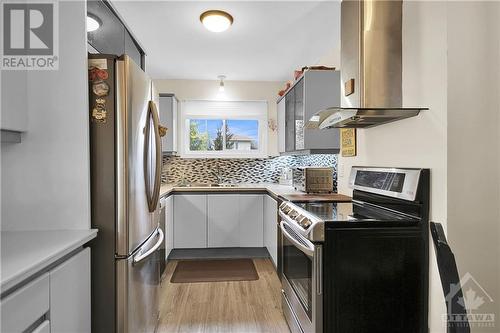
[280,166,430,333]
[279,167,293,185]
[292,167,333,193]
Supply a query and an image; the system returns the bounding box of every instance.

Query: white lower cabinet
[174,194,266,249]
[165,195,174,257]
[264,195,278,267]
[174,194,207,248]
[50,248,91,333]
[208,195,240,247]
[238,195,264,247]
[0,248,91,333]
[0,273,49,332]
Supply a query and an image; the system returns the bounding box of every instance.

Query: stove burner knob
[301,219,312,229]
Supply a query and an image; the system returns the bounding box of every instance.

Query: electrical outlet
[339,163,345,178]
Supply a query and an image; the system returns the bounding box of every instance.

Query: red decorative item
[294,70,304,80]
[278,82,293,97]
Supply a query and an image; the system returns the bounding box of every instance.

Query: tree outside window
[188,119,258,152]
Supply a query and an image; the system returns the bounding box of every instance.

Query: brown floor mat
[170,259,259,283]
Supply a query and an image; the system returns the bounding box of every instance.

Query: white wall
[337,1,448,331]
[153,79,284,156]
[337,1,500,332]
[447,2,500,331]
[1,0,90,231]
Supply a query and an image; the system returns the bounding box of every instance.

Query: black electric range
[279,167,430,333]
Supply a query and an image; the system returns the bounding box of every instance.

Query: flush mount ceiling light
[200,10,233,33]
[86,14,101,32]
[218,75,226,92]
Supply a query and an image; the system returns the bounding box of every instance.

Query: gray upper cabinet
[1,71,27,142]
[87,0,144,69]
[277,70,341,153]
[159,94,178,153]
[285,90,295,152]
[277,98,286,153]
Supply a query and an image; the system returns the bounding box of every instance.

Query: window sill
[180,151,268,159]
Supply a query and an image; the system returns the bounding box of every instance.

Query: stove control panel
[279,202,319,230]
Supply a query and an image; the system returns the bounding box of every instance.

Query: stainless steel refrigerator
[89,54,163,333]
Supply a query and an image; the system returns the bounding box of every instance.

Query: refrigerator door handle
[150,100,162,211]
[133,228,164,264]
[144,100,162,213]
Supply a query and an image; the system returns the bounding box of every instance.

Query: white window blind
[180,100,268,158]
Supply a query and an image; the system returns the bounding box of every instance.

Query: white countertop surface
[160,183,302,198]
[160,183,351,203]
[1,229,98,293]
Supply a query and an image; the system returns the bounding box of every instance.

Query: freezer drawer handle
[133,228,164,264]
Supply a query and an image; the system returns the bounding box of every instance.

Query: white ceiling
[112,1,340,81]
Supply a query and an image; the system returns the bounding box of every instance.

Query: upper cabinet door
[303,71,341,150]
[159,95,178,153]
[284,89,295,152]
[294,79,305,150]
[277,98,286,153]
[1,71,28,132]
[279,70,341,153]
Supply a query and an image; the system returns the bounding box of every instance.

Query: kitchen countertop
[1,229,98,294]
[160,183,351,202]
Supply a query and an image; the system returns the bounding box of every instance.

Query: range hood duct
[308,0,427,129]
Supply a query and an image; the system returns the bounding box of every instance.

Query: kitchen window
[181,100,268,158]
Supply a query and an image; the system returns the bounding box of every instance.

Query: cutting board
[280,193,351,202]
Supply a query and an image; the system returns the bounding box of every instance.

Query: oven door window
[283,234,313,320]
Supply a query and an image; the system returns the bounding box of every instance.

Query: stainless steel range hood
[308,0,427,129]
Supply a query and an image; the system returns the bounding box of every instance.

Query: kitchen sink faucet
[210,166,224,184]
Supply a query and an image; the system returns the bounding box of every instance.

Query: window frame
[180,100,268,158]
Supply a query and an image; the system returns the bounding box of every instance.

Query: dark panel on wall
[87,0,125,56]
[87,0,145,69]
[124,30,142,69]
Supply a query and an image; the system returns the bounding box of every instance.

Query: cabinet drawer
[0,273,50,332]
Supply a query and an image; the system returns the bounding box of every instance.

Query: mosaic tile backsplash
[162,154,338,191]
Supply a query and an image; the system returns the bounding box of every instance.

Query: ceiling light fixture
[200,10,233,33]
[218,75,226,92]
[86,15,101,32]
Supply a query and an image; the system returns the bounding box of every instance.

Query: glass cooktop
[295,201,419,223]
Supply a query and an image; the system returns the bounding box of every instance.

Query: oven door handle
[280,221,315,258]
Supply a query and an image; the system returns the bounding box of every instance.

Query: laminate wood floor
[158,259,291,333]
